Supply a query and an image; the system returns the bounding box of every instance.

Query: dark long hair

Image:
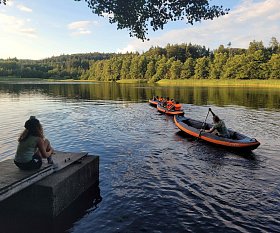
[18,116,44,142]
[213,115,220,123]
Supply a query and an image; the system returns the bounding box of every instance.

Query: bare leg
[44,138,55,164]
[34,138,54,164]
[44,139,54,154]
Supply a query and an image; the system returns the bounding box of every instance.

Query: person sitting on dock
[14,116,55,170]
[204,109,230,138]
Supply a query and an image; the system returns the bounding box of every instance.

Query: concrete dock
[0,153,99,218]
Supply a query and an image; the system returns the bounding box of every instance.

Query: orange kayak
[148,99,159,107]
[157,104,184,116]
[174,115,260,151]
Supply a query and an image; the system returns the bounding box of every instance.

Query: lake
[0,81,279,233]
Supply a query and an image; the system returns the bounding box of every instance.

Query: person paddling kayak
[204,108,230,138]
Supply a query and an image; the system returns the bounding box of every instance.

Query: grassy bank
[157,79,280,88]
[1,77,279,88]
[116,79,148,84]
[46,79,146,84]
[45,78,98,82]
[0,77,43,82]
[0,77,100,83]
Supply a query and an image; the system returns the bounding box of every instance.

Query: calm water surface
[0,82,279,233]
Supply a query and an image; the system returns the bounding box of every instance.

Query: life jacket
[166,100,173,107]
[174,104,181,111]
[167,105,173,111]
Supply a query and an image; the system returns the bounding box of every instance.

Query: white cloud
[0,12,36,37]
[17,4,32,13]
[68,21,91,30]
[68,20,99,35]
[268,12,280,20]
[118,0,280,53]
[19,28,37,37]
[78,30,91,35]
[117,44,137,53]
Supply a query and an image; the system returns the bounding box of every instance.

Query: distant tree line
[1,37,280,81]
[81,37,280,81]
[0,53,113,79]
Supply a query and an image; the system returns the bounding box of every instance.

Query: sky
[0,0,280,60]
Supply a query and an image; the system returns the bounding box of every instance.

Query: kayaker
[166,98,174,109]
[204,108,230,138]
[161,97,169,107]
[168,101,182,111]
[14,116,55,170]
[153,96,159,101]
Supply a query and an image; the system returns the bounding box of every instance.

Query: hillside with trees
[0,37,279,81]
[81,37,280,81]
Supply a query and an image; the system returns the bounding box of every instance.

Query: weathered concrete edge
[0,165,53,202]
[0,155,99,217]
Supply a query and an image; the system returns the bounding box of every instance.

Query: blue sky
[0,0,279,59]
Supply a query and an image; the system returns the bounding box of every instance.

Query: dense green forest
[1,37,280,81]
[0,53,113,79]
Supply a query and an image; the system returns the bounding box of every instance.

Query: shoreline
[0,77,279,88]
[156,79,280,88]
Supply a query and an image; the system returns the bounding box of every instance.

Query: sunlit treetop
[1,0,229,41]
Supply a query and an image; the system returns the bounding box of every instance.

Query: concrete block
[0,155,99,218]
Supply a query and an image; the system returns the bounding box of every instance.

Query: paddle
[197,108,211,139]
[209,108,215,117]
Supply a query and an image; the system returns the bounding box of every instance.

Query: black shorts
[14,154,42,170]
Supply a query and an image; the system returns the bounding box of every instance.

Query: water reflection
[0,82,279,110]
[0,82,279,233]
